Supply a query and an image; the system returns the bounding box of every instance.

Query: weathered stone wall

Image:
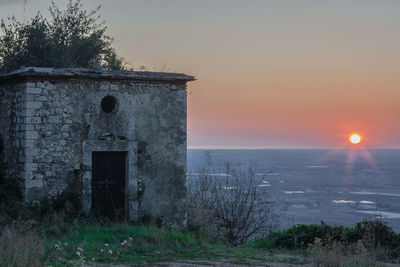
[134,82,187,227]
[1,77,188,226]
[16,80,139,205]
[20,81,88,201]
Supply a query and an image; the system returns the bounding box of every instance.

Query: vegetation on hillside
[250,220,400,264]
[0,0,124,73]
[1,154,400,266]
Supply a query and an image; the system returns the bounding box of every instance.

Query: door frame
[82,140,138,221]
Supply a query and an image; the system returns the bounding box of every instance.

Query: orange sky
[1,0,400,148]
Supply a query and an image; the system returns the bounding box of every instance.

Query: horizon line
[188,145,400,150]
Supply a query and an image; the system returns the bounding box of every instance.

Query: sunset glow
[349,134,361,145]
[1,1,400,148]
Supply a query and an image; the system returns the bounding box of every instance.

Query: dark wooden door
[92,151,126,219]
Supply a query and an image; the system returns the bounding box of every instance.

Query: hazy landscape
[1,0,400,266]
[188,149,400,231]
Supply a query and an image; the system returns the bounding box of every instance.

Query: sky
[1,0,399,149]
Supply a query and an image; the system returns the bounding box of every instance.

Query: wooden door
[92,151,126,219]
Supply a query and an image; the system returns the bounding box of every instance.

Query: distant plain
[188,149,400,231]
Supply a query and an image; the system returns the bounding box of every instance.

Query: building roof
[0,67,196,82]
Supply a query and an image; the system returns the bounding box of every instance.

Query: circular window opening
[101,95,117,113]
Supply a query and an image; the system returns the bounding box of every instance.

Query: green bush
[251,222,351,249]
[354,219,400,259]
[251,219,400,260]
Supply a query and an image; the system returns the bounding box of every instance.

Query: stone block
[21,108,36,117]
[48,116,61,124]
[26,179,43,188]
[26,131,38,140]
[26,82,35,87]
[25,163,38,172]
[61,125,69,132]
[21,139,36,148]
[110,83,119,90]
[26,87,42,95]
[100,83,110,90]
[26,101,42,109]
[22,94,36,102]
[36,82,45,88]
[63,105,74,114]
[25,117,41,124]
[45,82,55,90]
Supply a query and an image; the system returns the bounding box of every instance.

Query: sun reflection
[317,134,384,188]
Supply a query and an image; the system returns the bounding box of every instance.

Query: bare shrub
[187,152,279,245]
[310,238,376,267]
[0,220,45,267]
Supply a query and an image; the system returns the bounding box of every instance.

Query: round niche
[101,95,117,113]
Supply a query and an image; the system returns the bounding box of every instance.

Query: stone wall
[0,75,189,226]
[134,82,187,227]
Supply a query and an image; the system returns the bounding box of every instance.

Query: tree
[0,0,124,73]
[187,152,280,245]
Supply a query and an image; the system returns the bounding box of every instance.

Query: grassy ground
[44,223,311,266]
[3,217,400,266]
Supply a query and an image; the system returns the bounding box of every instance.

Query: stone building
[0,67,195,226]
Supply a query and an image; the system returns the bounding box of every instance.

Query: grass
[4,216,400,266]
[42,222,310,266]
[4,218,399,266]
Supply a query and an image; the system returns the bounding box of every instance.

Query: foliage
[0,221,45,267]
[0,0,124,73]
[0,137,22,204]
[0,150,28,226]
[251,222,352,249]
[250,219,400,261]
[310,238,375,267]
[187,152,280,245]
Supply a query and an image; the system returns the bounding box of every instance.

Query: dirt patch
[86,255,312,267]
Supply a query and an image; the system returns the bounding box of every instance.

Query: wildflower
[92,258,95,261]
[108,250,113,255]
[121,240,128,247]
[129,237,134,242]
[57,248,62,252]
[100,248,104,253]
[76,251,81,257]
[55,244,60,249]
[77,247,83,252]
[64,243,68,246]
[105,243,109,248]
[57,241,61,245]
[116,251,120,256]
[127,243,131,247]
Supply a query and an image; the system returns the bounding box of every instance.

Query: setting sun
[349,134,361,144]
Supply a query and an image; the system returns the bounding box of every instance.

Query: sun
[349,134,361,144]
